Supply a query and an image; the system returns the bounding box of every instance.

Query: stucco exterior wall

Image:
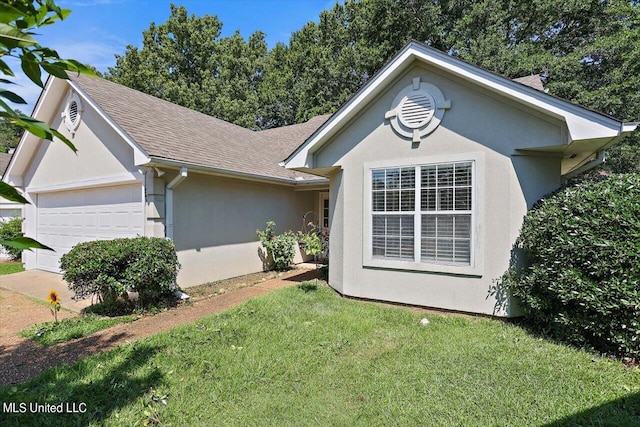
[318,64,563,316]
[172,173,318,287]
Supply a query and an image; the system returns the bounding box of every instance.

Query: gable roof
[66,73,325,184]
[284,41,637,175]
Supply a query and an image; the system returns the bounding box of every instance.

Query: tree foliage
[0,109,22,152]
[107,4,267,129]
[107,0,639,170]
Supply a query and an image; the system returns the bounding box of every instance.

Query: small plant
[298,221,324,284]
[257,221,297,271]
[298,224,323,259]
[47,289,61,322]
[0,217,24,260]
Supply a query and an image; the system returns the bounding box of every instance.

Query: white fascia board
[66,78,151,166]
[3,76,64,185]
[285,42,629,170]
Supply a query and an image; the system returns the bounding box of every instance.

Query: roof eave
[149,157,328,188]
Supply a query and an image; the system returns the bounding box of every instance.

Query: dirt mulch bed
[0,268,316,387]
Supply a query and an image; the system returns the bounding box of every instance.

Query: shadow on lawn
[543,391,640,426]
[0,342,163,426]
[0,330,136,387]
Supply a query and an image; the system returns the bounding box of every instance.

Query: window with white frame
[371,161,473,265]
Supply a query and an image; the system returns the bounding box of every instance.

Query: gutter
[150,157,327,187]
[165,167,188,240]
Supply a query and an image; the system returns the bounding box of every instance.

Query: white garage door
[36,184,144,272]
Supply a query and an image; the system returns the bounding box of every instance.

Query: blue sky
[12,0,338,112]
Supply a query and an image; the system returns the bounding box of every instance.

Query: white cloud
[51,39,124,70]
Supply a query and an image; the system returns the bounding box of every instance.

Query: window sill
[363,258,483,277]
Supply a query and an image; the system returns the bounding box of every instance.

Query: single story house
[4,41,636,316]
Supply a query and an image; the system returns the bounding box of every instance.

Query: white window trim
[362,152,484,277]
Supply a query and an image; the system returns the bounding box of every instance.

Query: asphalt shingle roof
[68,73,327,183]
[512,74,545,92]
[0,152,11,177]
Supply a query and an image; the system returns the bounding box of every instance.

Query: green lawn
[0,261,24,275]
[1,284,639,426]
[20,314,136,346]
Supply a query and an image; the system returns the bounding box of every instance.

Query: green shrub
[60,237,181,307]
[257,221,297,271]
[0,216,24,260]
[502,174,640,359]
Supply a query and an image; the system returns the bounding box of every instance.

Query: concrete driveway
[0,270,91,313]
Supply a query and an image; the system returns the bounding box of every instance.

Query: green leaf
[49,127,78,152]
[0,3,24,24]
[0,236,53,252]
[0,58,14,76]
[0,181,28,204]
[0,89,26,104]
[20,52,43,87]
[14,115,77,152]
[0,98,18,115]
[0,23,36,48]
[41,61,69,79]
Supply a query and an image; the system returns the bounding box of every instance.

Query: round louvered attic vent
[398,93,435,129]
[68,100,79,124]
[385,77,450,142]
[63,93,82,135]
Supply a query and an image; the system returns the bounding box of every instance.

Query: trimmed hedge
[60,237,180,307]
[502,174,640,359]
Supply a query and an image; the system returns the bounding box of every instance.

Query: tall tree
[107,4,267,129]
[0,109,23,153]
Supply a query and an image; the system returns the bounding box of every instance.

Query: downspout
[166,167,188,240]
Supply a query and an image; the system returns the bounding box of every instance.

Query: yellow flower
[47,290,60,305]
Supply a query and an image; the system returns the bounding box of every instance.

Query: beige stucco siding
[173,173,317,287]
[318,64,563,316]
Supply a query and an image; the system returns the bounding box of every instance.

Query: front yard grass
[2,283,639,426]
[0,261,24,275]
[20,314,136,346]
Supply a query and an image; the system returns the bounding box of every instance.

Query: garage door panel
[36,184,144,272]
